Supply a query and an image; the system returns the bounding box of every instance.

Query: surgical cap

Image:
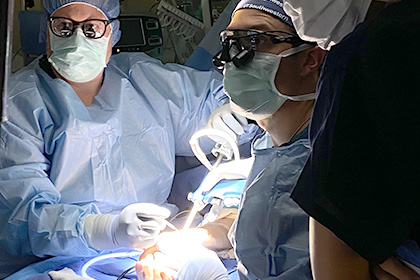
[233,0,294,28]
[43,0,121,46]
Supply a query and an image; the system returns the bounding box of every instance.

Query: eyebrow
[239,23,273,31]
[231,22,295,35]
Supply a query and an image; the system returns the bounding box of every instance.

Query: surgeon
[282,0,420,280]
[135,0,325,279]
[0,0,256,278]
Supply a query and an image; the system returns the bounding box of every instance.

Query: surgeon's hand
[83,203,171,251]
[207,103,248,143]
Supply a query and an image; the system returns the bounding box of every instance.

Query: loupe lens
[232,49,254,68]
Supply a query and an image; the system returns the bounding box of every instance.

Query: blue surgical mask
[223,44,316,120]
[48,28,110,83]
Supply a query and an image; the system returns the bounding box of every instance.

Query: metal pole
[201,0,212,33]
[1,0,14,123]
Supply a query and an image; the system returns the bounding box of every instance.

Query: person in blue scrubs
[135,0,326,279]
[0,0,255,278]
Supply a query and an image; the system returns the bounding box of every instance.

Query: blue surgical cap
[233,0,294,28]
[43,0,121,46]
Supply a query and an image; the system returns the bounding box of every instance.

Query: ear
[46,29,52,58]
[106,34,113,63]
[300,46,326,77]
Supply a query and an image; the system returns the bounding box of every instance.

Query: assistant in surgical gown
[0,52,230,277]
[229,129,312,280]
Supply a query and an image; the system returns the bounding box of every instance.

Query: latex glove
[206,103,248,143]
[49,268,90,280]
[83,203,171,251]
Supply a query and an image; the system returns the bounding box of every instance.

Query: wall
[12,0,43,72]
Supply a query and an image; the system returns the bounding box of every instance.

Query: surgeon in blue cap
[0,0,257,277]
[136,0,325,279]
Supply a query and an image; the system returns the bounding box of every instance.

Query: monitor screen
[117,18,146,47]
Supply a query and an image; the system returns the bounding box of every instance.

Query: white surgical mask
[283,0,372,50]
[223,44,315,121]
[48,28,110,83]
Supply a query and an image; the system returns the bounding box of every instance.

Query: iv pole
[0,0,14,125]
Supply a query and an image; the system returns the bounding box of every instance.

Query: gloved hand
[49,268,91,280]
[83,203,171,251]
[206,103,248,143]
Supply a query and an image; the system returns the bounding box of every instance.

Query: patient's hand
[136,229,229,280]
[136,229,209,280]
[201,222,232,251]
[370,256,420,280]
[136,248,175,280]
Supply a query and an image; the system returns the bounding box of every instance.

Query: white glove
[83,203,171,251]
[207,103,248,143]
[48,268,90,280]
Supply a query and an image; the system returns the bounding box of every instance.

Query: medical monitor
[113,15,163,53]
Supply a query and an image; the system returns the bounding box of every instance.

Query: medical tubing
[116,265,135,280]
[81,251,142,279]
[165,220,179,231]
[169,209,193,222]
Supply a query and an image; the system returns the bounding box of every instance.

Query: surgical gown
[229,130,312,280]
[0,52,227,277]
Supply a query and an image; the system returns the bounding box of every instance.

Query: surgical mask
[223,44,315,121]
[48,28,110,83]
[283,0,372,50]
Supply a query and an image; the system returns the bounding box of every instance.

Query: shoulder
[109,52,162,66]
[108,52,189,74]
[108,52,222,78]
[8,59,46,100]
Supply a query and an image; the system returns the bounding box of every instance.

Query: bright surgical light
[155,228,211,257]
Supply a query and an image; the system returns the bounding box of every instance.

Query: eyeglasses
[49,16,117,39]
[213,29,308,69]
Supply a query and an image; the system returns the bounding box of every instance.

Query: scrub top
[230,128,312,279]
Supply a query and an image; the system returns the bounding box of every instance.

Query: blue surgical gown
[229,131,312,280]
[0,52,227,277]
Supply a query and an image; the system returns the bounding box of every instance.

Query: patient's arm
[309,218,371,280]
[371,256,420,280]
[200,208,237,252]
[310,218,420,280]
